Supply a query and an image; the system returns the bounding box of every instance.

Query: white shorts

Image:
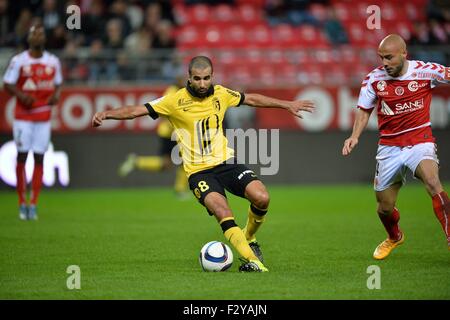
[374,142,439,192]
[13,120,51,154]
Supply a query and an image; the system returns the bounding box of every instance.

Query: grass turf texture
[0,184,449,299]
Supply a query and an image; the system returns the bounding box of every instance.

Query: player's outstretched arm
[342,108,372,156]
[92,105,149,127]
[243,93,315,119]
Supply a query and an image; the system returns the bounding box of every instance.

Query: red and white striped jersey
[3,50,63,122]
[357,60,449,146]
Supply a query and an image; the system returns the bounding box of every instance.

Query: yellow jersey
[145,84,244,177]
[156,85,179,139]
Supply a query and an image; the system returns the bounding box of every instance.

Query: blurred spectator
[82,0,107,45]
[142,0,175,24]
[125,25,153,54]
[117,50,134,80]
[184,0,234,5]
[144,2,162,34]
[126,0,144,30]
[429,19,448,44]
[109,0,132,37]
[104,18,124,49]
[265,0,289,26]
[287,0,320,26]
[46,24,67,49]
[410,22,431,45]
[0,0,15,46]
[38,0,63,32]
[323,7,348,45]
[152,20,175,50]
[88,38,119,82]
[13,9,34,48]
[62,42,89,82]
[427,0,450,23]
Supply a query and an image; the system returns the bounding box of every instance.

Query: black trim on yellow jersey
[144,102,159,120]
[186,82,214,98]
[238,92,245,106]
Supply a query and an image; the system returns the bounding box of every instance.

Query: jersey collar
[186,82,214,98]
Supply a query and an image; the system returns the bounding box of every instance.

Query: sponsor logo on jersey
[377,81,387,91]
[395,98,424,112]
[22,78,37,90]
[395,87,404,96]
[408,81,419,92]
[226,89,240,98]
[178,98,193,107]
[377,91,389,96]
[37,80,55,89]
[380,100,395,115]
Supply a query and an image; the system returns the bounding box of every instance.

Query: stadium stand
[0,0,448,87]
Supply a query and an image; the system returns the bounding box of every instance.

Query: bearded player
[343,34,450,259]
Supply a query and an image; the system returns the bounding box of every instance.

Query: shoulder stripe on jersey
[144,103,159,120]
[238,92,245,107]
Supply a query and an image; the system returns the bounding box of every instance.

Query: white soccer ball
[199,241,233,272]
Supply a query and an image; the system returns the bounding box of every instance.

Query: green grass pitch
[0,184,449,299]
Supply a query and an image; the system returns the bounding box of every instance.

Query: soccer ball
[199,241,233,272]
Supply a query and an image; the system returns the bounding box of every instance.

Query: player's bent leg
[415,160,450,247]
[118,153,137,177]
[204,192,267,272]
[243,180,270,262]
[374,183,404,260]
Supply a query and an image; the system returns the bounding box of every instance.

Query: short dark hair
[188,56,213,75]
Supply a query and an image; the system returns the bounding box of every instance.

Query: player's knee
[423,176,442,195]
[253,190,270,210]
[377,202,395,215]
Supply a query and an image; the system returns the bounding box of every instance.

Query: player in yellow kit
[92,56,314,272]
[118,76,189,198]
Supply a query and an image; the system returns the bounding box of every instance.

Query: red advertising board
[0,86,449,133]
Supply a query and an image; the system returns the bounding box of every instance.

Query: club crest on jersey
[212,98,221,111]
[408,81,419,92]
[376,81,387,91]
[395,87,404,96]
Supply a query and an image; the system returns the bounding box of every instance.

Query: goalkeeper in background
[118,75,189,199]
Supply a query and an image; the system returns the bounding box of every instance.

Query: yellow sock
[135,156,163,171]
[174,166,188,193]
[221,218,258,261]
[244,205,267,242]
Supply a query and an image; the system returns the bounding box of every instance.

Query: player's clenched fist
[342,137,358,156]
[92,112,106,127]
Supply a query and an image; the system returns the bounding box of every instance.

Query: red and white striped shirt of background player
[3,50,63,122]
[357,60,450,147]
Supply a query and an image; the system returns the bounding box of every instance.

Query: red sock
[30,163,43,206]
[16,162,27,205]
[431,191,450,244]
[378,207,401,240]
